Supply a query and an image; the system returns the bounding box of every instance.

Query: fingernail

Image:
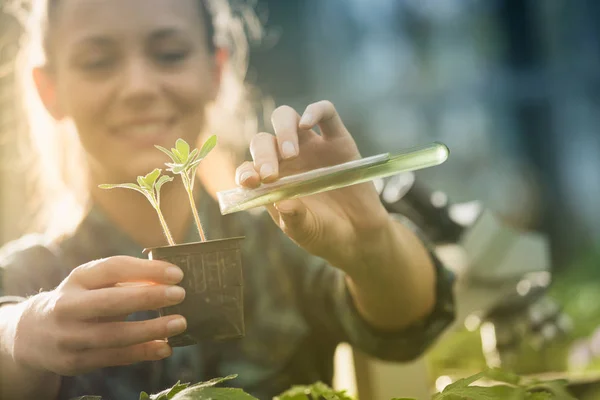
[166,286,186,302]
[260,164,275,179]
[165,267,183,283]
[167,317,187,336]
[240,171,254,183]
[281,141,297,159]
[299,113,314,127]
[156,345,172,358]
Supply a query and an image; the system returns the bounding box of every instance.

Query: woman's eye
[156,49,189,64]
[76,53,115,71]
[80,58,114,70]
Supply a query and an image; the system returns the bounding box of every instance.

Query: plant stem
[155,207,176,246]
[182,173,206,241]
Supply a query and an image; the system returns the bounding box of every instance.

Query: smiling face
[36,0,220,183]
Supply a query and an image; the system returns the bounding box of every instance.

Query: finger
[70,256,183,290]
[71,284,186,320]
[66,315,187,350]
[299,100,350,139]
[235,161,260,188]
[249,132,279,182]
[274,199,310,233]
[69,340,173,374]
[271,105,300,160]
[271,199,318,247]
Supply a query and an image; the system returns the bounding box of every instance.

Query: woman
[0,0,455,399]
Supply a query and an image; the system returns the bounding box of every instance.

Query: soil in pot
[145,237,245,347]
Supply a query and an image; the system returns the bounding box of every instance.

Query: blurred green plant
[427,246,600,397]
[70,369,576,400]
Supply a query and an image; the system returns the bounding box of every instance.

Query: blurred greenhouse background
[248,0,600,269]
[2,0,600,397]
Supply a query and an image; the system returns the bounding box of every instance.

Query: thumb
[273,199,312,236]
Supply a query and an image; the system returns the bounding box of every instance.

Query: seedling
[98,136,245,348]
[99,168,175,245]
[155,136,217,242]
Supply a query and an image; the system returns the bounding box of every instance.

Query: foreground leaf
[188,375,239,389]
[524,380,576,400]
[482,368,521,385]
[142,376,241,400]
[439,371,486,392]
[140,380,191,400]
[172,387,258,400]
[435,384,526,400]
[525,393,555,400]
[275,381,354,400]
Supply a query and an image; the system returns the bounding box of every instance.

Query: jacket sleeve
[0,234,64,305]
[289,214,456,362]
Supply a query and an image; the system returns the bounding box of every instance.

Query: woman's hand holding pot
[10,256,187,376]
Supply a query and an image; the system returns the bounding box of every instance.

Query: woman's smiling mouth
[112,118,177,145]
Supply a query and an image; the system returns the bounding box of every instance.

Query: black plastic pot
[144,237,245,347]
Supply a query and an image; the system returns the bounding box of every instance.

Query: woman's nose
[118,57,160,108]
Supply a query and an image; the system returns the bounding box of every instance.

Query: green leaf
[167,164,186,174]
[188,375,239,389]
[98,183,146,195]
[143,376,240,400]
[524,380,576,399]
[164,162,180,173]
[155,175,173,193]
[188,158,203,171]
[142,381,191,400]
[482,368,521,386]
[172,149,185,163]
[166,381,193,398]
[159,137,217,180]
[172,387,258,400]
[198,135,217,159]
[157,145,184,164]
[176,138,191,160]
[146,376,256,400]
[435,384,526,400]
[433,369,532,400]
[143,168,162,187]
[155,145,177,162]
[137,176,150,189]
[98,182,157,212]
[525,393,554,400]
[182,153,199,170]
[441,371,487,391]
[275,382,354,400]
